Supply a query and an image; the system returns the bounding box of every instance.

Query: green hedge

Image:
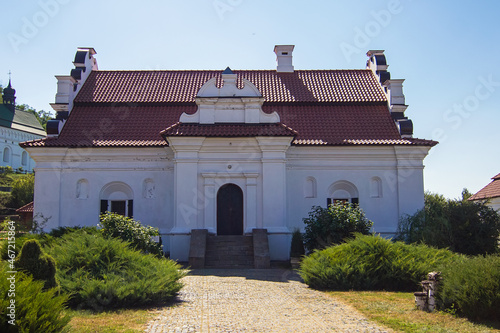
[299,234,456,291]
[438,254,500,321]
[45,229,185,311]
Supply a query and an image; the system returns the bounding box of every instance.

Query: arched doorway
[217,183,244,235]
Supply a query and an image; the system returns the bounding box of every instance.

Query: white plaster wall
[27,141,431,261]
[487,197,500,212]
[1,127,43,172]
[27,147,174,234]
[286,145,430,237]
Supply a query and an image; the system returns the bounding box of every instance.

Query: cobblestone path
[146,269,390,333]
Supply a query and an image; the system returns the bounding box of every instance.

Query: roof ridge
[90,69,373,73]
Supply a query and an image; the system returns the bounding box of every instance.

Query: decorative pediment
[179,68,280,124]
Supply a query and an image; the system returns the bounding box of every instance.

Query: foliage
[396,190,500,255]
[15,239,58,290]
[0,232,42,261]
[303,203,373,251]
[99,212,163,257]
[0,166,13,175]
[438,254,500,321]
[290,228,305,257]
[47,225,99,238]
[45,230,185,311]
[8,173,34,209]
[0,262,70,333]
[299,234,456,291]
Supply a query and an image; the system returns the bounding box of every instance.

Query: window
[3,147,10,163]
[327,180,359,206]
[21,151,28,166]
[99,182,134,217]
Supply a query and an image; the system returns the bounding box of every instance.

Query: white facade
[26,46,434,262]
[28,131,430,262]
[1,126,42,172]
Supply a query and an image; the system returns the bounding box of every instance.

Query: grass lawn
[329,291,500,333]
[66,308,161,333]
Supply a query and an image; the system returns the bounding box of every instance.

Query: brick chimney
[274,45,294,72]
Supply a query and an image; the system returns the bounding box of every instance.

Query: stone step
[205,235,254,268]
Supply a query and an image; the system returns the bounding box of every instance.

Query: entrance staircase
[188,229,270,269]
[205,235,254,268]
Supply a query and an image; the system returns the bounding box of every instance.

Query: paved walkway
[146,269,390,333]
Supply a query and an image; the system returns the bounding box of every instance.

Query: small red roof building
[469,173,500,211]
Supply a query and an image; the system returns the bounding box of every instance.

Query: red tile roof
[469,173,500,200]
[74,70,388,103]
[16,201,34,213]
[21,69,437,148]
[161,123,297,137]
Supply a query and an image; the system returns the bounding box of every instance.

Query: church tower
[2,77,16,112]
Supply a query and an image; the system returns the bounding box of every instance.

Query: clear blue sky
[1,0,499,199]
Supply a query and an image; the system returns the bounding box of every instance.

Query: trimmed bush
[0,263,70,333]
[99,213,163,257]
[299,234,456,291]
[15,239,58,290]
[45,229,185,311]
[438,254,500,321]
[303,204,373,251]
[0,232,42,261]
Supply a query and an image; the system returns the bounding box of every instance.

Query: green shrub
[0,262,70,333]
[0,233,42,261]
[15,239,58,290]
[438,254,500,321]
[8,174,34,209]
[45,230,185,311]
[299,234,456,291]
[99,213,163,257]
[397,191,500,255]
[303,204,373,251]
[290,229,305,257]
[47,225,99,238]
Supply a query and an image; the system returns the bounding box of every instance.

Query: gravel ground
[146,268,391,333]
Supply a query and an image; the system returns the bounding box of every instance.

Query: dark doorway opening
[217,184,244,235]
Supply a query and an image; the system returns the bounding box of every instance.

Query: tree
[303,203,373,251]
[396,189,500,255]
[9,173,34,209]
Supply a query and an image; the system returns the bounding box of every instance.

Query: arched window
[21,151,28,166]
[304,177,317,198]
[99,182,134,217]
[3,147,11,163]
[327,180,359,206]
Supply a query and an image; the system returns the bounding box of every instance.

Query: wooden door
[217,184,244,235]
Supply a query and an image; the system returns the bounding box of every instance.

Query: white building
[0,80,46,172]
[22,46,436,263]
